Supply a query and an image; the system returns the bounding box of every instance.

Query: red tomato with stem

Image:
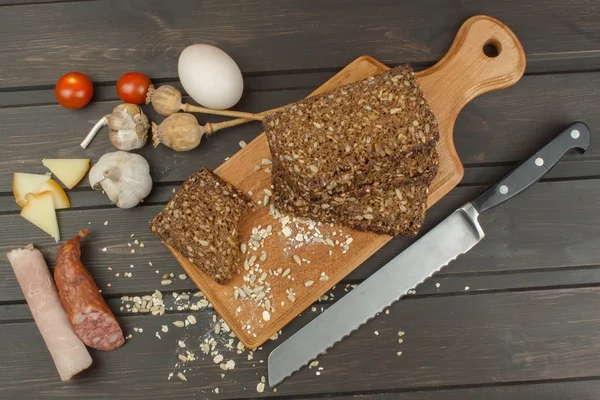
[116,72,152,104]
[55,72,94,110]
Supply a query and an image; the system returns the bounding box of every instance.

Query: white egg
[178,44,244,110]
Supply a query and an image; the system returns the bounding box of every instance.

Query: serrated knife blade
[268,122,591,387]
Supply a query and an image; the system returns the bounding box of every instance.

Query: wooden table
[1,1,599,398]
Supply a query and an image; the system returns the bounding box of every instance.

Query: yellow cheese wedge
[20,191,60,242]
[13,172,51,207]
[38,179,71,209]
[42,158,90,189]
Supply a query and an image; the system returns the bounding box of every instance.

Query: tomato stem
[80,116,108,149]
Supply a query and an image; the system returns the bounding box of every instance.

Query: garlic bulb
[89,151,153,209]
[146,85,183,116]
[108,104,150,150]
[152,113,207,152]
[80,103,150,150]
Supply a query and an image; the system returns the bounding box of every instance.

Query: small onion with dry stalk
[80,104,150,150]
[146,84,264,121]
[152,112,259,152]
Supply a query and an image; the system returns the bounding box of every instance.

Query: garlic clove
[146,85,183,116]
[152,113,205,152]
[108,103,150,151]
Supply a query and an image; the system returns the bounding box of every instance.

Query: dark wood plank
[7,262,600,323]
[414,265,600,297]
[0,90,308,193]
[344,178,600,279]
[2,71,600,194]
[453,71,600,166]
[0,185,182,214]
[0,71,336,108]
[0,186,466,302]
[461,159,600,186]
[323,380,600,400]
[3,287,600,398]
[2,0,600,89]
[2,179,600,302]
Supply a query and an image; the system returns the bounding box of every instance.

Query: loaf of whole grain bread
[272,146,438,199]
[272,167,429,236]
[150,167,256,284]
[264,64,440,198]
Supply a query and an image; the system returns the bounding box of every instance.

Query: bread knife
[268,122,591,387]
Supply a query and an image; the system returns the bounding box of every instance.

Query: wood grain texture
[8,263,600,324]
[1,0,599,89]
[415,15,526,204]
[2,69,599,195]
[0,1,598,397]
[320,380,600,400]
[4,179,600,303]
[3,287,600,398]
[164,16,526,348]
[1,158,597,214]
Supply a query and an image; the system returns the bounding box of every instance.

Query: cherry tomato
[116,72,152,104]
[55,72,94,110]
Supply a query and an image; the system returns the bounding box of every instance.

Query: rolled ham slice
[7,245,92,381]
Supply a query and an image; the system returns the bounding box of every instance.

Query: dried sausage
[54,229,124,351]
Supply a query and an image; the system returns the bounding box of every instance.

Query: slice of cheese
[38,179,71,209]
[42,158,90,189]
[20,191,60,242]
[13,172,51,207]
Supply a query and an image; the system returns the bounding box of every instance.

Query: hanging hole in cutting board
[483,40,501,58]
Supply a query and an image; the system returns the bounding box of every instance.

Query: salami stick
[54,229,125,351]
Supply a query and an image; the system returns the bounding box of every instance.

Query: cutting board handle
[415,15,526,205]
[416,15,526,119]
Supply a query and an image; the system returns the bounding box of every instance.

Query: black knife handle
[471,122,591,214]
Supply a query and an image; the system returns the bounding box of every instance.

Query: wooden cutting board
[165,15,526,349]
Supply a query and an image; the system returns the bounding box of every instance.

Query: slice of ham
[7,245,92,381]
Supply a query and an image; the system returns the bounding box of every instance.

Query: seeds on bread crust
[263,64,440,198]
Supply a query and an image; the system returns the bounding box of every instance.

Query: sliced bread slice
[272,145,439,198]
[264,64,440,197]
[272,167,429,236]
[151,167,256,284]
